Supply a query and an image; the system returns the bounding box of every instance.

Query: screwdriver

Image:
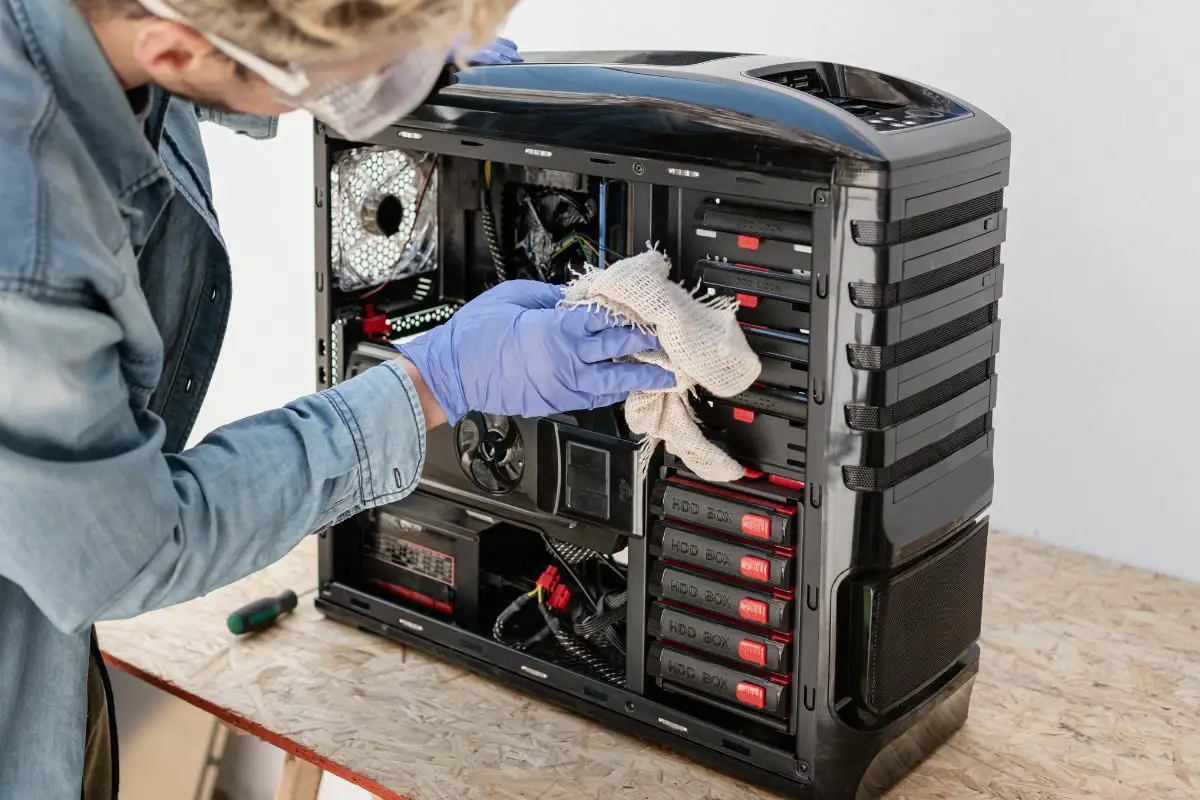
[227,590,298,636]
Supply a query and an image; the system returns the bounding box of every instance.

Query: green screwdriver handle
[227,590,298,635]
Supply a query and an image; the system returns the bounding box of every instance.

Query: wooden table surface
[97,533,1200,800]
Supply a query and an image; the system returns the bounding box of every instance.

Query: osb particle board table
[97,533,1200,800]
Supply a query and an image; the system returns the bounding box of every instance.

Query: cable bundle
[491,538,629,686]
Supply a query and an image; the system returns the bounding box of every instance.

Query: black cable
[522,627,553,648]
[538,604,625,686]
[573,591,627,657]
[545,538,596,567]
[574,591,627,638]
[480,186,507,282]
[600,557,627,581]
[492,592,533,649]
[494,583,623,685]
[539,538,629,658]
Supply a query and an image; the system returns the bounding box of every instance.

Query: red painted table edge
[102,651,410,800]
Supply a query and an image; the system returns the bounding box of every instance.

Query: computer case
[313,51,1008,798]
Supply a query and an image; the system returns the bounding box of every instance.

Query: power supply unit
[312,51,1008,798]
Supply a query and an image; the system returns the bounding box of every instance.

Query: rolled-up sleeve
[0,290,424,634]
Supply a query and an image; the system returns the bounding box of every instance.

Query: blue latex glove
[450,35,523,65]
[396,280,675,425]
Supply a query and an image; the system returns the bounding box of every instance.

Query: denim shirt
[0,0,427,795]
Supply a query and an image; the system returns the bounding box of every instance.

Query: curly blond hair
[84,0,518,65]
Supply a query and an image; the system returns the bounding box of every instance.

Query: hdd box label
[654,482,796,547]
[649,603,789,673]
[651,522,792,590]
[648,644,788,719]
[650,564,791,632]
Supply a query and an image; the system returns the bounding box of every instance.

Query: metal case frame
[313,51,1010,799]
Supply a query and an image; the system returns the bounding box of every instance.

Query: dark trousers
[82,630,118,800]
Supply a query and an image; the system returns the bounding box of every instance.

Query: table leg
[273,753,323,800]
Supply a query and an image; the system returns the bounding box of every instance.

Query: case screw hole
[814,190,829,205]
[632,162,645,176]
[799,761,810,773]
[625,701,636,712]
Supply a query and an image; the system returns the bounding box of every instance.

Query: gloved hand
[450,36,523,65]
[395,280,675,425]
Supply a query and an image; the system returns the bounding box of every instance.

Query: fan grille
[455,413,526,495]
[330,147,438,291]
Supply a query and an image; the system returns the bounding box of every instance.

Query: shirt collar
[13,0,173,243]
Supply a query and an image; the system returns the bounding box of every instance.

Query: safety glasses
[136,0,455,139]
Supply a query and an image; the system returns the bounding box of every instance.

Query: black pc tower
[313,51,1007,798]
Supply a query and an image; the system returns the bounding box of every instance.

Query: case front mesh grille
[863,521,989,713]
[842,413,991,492]
[852,190,1004,247]
[849,247,1001,309]
[845,359,994,431]
[847,304,997,371]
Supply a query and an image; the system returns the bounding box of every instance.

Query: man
[0,0,674,796]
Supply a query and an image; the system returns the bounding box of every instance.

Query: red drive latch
[735,293,759,309]
[740,555,772,583]
[740,513,772,540]
[361,304,392,340]
[738,597,769,626]
[735,681,766,709]
[737,639,768,667]
[548,584,572,612]
[767,474,806,491]
[536,566,561,595]
[732,407,756,424]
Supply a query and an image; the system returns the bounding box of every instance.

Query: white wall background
[119,1,1200,797]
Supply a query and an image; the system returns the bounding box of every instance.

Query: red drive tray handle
[652,478,796,548]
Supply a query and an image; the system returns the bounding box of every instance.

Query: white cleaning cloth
[559,245,762,482]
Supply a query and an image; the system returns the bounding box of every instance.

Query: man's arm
[395,356,448,429]
[0,289,432,635]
